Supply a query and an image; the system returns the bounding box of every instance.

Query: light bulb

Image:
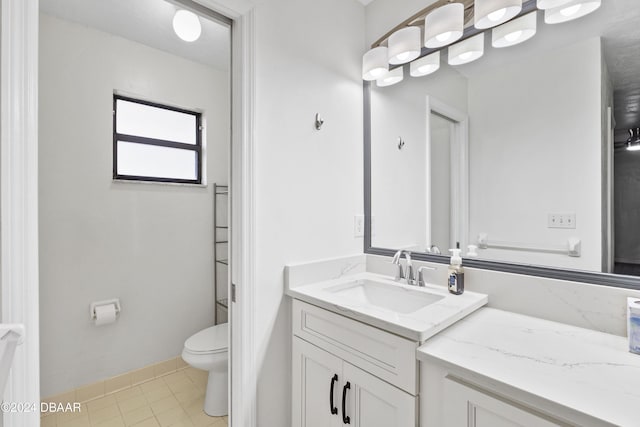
[377,67,403,87]
[544,0,601,24]
[424,3,464,48]
[627,144,640,152]
[436,31,453,42]
[448,33,484,65]
[362,46,388,81]
[419,64,438,74]
[560,4,581,16]
[388,26,421,65]
[396,52,411,61]
[488,7,507,21]
[173,10,201,42]
[504,30,523,42]
[410,51,440,77]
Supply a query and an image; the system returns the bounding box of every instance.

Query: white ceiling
[40,0,231,71]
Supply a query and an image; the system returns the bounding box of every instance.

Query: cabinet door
[342,362,416,427]
[292,337,343,427]
[443,377,562,427]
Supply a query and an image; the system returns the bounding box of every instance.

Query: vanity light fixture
[377,67,404,87]
[362,46,389,81]
[626,129,640,152]
[173,9,202,42]
[536,0,572,9]
[424,3,464,49]
[544,0,601,24]
[492,11,537,48]
[410,51,440,77]
[474,0,523,29]
[448,33,485,66]
[388,26,421,65]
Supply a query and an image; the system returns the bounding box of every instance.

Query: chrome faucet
[417,266,436,287]
[392,250,415,285]
[391,250,405,281]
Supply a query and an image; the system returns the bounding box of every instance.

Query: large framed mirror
[364,0,640,290]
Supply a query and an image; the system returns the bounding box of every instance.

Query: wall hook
[315,113,324,130]
[397,137,405,150]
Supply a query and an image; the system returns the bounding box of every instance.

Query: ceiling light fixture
[173,9,201,42]
[377,67,404,87]
[536,0,573,9]
[410,51,440,77]
[388,26,421,65]
[424,3,464,49]
[627,129,640,151]
[492,12,537,48]
[474,0,523,29]
[362,46,389,81]
[544,0,601,24]
[448,33,485,66]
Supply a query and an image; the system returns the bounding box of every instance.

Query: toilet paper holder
[90,299,121,321]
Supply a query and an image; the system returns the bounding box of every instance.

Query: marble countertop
[417,307,640,427]
[286,272,487,341]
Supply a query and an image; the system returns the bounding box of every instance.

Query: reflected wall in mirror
[367,1,640,277]
[371,79,469,255]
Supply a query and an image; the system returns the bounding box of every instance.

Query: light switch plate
[354,215,364,237]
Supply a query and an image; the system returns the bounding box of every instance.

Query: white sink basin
[285,272,488,342]
[325,279,444,314]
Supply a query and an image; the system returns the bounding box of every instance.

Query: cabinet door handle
[341,381,351,424]
[330,374,338,415]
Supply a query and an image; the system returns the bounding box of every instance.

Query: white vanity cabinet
[293,337,416,427]
[442,377,562,427]
[291,299,418,427]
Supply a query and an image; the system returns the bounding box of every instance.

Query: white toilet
[182,323,228,416]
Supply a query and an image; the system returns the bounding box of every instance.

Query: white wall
[468,38,603,270]
[39,14,229,397]
[370,64,467,250]
[251,0,365,425]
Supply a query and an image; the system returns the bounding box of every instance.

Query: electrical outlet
[548,213,576,229]
[354,215,365,237]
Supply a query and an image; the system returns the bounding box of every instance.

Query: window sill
[112,179,208,188]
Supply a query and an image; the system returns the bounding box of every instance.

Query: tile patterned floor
[41,368,227,427]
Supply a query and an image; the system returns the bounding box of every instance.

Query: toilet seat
[184,323,228,355]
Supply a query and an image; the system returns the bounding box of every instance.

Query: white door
[443,378,562,427]
[342,362,416,427]
[292,337,343,427]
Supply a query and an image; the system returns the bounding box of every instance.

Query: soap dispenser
[448,249,464,295]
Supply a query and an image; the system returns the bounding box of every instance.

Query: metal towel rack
[214,183,229,324]
[477,233,581,257]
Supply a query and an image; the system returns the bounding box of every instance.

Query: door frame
[1,0,258,426]
[1,1,41,425]
[424,96,469,253]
